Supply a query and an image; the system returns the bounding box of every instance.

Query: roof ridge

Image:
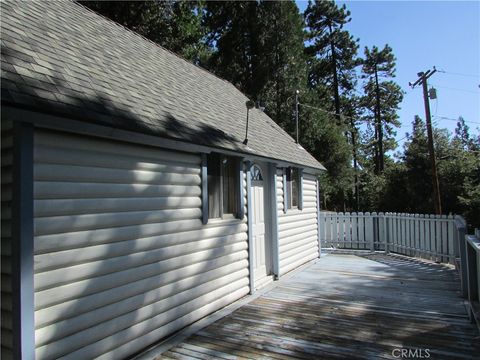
[73,1,237,90]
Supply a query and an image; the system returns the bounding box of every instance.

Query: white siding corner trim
[316,179,322,258]
[269,164,280,278]
[282,169,288,214]
[32,130,249,359]
[245,161,255,294]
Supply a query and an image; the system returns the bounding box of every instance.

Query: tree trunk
[374,64,384,173]
[351,120,359,211]
[329,23,341,125]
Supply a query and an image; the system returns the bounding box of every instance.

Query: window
[286,167,301,210]
[251,165,263,181]
[207,153,240,218]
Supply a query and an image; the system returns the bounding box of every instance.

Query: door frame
[246,161,277,293]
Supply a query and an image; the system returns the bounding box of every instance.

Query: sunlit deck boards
[161,254,479,359]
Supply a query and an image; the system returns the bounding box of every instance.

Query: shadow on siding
[2,44,249,359]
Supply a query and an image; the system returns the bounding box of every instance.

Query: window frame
[285,167,303,212]
[204,153,243,222]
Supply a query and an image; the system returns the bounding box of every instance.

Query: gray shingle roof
[1,1,324,171]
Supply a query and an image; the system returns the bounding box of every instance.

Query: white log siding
[277,170,319,276]
[1,121,13,359]
[32,130,249,360]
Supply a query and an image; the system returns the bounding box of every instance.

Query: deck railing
[463,228,480,329]
[319,211,479,329]
[319,212,462,264]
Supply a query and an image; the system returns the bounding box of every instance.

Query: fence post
[428,215,440,262]
[325,212,332,248]
[457,224,468,298]
[351,212,358,249]
[426,214,432,260]
[383,213,389,254]
[332,212,338,248]
[338,212,344,248]
[345,212,352,249]
[415,213,421,258]
[447,215,455,265]
[358,212,365,249]
[413,213,418,257]
[437,214,444,263]
[368,212,375,252]
[378,212,384,253]
[390,213,401,254]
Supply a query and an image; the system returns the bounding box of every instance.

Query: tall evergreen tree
[203,2,260,97]
[376,116,480,226]
[402,116,433,212]
[454,116,475,150]
[361,45,403,174]
[304,0,359,123]
[203,1,307,131]
[304,0,360,209]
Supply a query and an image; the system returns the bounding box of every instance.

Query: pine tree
[304,0,359,123]
[361,45,403,174]
[203,1,307,131]
[203,1,261,97]
[454,116,475,150]
[304,0,360,209]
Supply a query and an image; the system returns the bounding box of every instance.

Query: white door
[251,165,268,283]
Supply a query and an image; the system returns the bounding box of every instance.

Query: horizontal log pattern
[1,120,13,359]
[277,171,319,276]
[33,130,249,360]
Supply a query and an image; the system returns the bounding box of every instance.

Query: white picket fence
[319,212,461,264]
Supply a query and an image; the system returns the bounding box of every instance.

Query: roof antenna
[243,100,255,145]
[295,90,300,144]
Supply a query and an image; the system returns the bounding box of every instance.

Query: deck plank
[161,254,479,359]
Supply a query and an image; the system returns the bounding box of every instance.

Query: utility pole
[295,90,299,143]
[409,67,442,214]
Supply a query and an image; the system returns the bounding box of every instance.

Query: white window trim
[202,153,244,223]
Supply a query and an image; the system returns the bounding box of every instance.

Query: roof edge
[3,104,326,172]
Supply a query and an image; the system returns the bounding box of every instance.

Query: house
[1,1,325,359]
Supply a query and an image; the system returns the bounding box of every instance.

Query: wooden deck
[160,253,479,359]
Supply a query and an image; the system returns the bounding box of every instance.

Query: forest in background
[79,0,480,227]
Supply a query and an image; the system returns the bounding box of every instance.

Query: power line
[433,85,480,94]
[298,102,358,121]
[433,116,480,125]
[395,134,409,142]
[299,101,480,127]
[437,69,480,78]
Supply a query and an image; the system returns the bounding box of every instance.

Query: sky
[296,0,480,152]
